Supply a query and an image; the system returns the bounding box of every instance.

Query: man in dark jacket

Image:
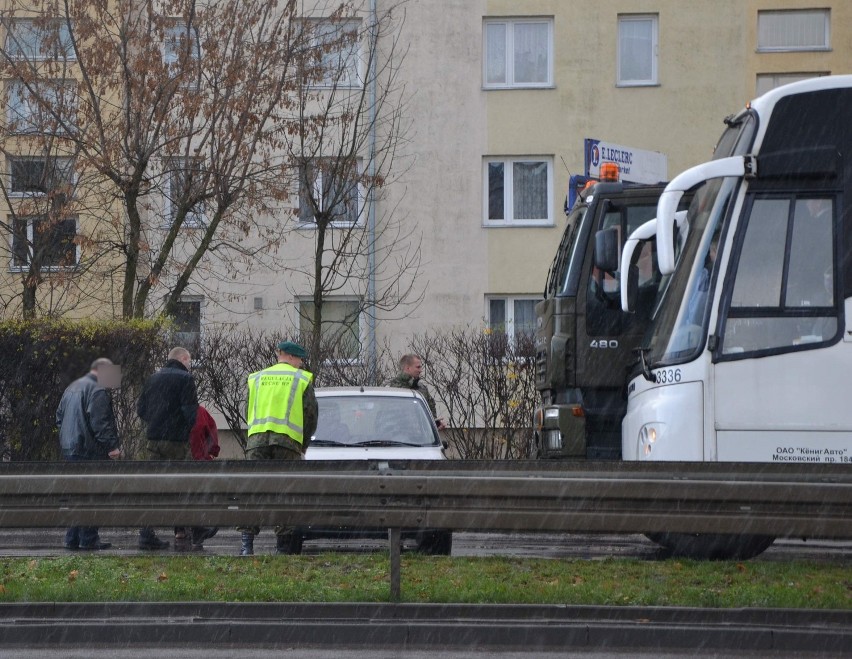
[56,357,122,551]
[136,346,200,550]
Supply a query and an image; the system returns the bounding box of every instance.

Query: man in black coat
[136,346,201,550]
[56,357,122,551]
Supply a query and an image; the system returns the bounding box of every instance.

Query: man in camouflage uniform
[387,354,446,429]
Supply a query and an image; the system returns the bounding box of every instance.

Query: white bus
[619,75,852,558]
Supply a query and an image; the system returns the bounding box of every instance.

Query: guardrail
[0,459,849,535]
[2,459,849,598]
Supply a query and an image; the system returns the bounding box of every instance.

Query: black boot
[240,532,254,556]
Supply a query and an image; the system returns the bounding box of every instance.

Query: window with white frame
[172,297,202,354]
[166,158,207,228]
[8,156,74,196]
[302,19,362,88]
[162,22,201,88]
[484,156,552,226]
[757,9,830,52]
[4,18,75,60]
[755,72,827,96]
[10,215,77,269]
[299,298,361,361]
[488,296,540,342]
[298,158,361,226]
[483,17,552,88]
[617,14,658,86]
[6,79,77,134]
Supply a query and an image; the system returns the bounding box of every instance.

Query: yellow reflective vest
[246,362,314,443]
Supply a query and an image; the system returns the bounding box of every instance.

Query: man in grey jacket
[56,357,122,550]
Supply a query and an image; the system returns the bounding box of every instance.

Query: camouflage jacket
[386,372,438,418]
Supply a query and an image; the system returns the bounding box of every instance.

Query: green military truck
[534,178,688,460]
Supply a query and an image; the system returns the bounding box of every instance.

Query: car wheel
[416,530,452,555]
[646,532,774,560]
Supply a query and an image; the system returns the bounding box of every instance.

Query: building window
[6,80,77,134]
[299,298,361,361]
[755,72,828,96]
[483,18,552,88]
[757,10,830,52]
[298,159,361,226]
[488,296,540,343]
[617,14,658,86]
[302,19,362,88]
[8,156,74,196]
[484,157,552,226]
[172,297,202,354]
[10,215,77,269]
[163,22,200,64]
[166,158,207,228]
[4,18,75,60]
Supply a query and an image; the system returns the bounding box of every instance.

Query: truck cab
[534,179,672,459]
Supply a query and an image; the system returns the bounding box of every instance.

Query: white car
[299,386,451,554]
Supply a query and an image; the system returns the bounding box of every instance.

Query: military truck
[533,174,690,460]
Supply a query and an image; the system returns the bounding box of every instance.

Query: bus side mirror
[594,228,620,273]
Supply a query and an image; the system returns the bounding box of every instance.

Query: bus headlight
[638,423,665,457]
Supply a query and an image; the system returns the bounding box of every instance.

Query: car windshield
[313,395,439,447]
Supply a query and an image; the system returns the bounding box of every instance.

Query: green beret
[277,341,307,359]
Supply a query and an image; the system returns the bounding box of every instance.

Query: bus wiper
[635,347,657,383]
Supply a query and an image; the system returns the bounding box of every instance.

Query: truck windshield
[641,111,757,367]
[547,205,588,297]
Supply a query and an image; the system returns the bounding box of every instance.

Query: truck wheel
[646,532,774,560]
[416,530,452,555]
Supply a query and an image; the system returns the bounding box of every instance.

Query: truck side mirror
[594,228,620,273]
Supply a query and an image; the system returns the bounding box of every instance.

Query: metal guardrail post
[388,528,401,601]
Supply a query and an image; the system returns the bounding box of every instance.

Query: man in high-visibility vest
[239,341,318,556]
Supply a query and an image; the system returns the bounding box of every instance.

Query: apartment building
[1,1,850,364]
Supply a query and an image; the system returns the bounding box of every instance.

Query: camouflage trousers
[237,440,303,536]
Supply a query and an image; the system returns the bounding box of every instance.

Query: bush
[0,321,537,462]
[0,319,167,461]
[194,325,536,459]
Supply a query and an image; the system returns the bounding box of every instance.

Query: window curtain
[513,161,547,220]
[485,23,506,85]
[513,22,547,84]
[619,19,653,82]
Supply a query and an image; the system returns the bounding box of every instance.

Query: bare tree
[286,2,421,374]
[412,327,538,459]
[0,0,324,320]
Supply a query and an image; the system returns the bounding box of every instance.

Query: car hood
[305,445,445,461]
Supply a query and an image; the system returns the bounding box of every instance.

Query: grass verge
[1,554,850,608]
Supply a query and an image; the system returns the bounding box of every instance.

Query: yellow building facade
[1,1,851,360]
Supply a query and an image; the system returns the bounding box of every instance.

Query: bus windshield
[641,110,757,367]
